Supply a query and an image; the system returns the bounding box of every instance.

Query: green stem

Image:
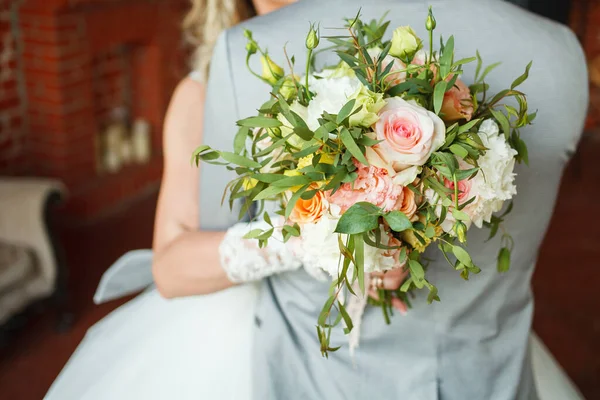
[246,54,268,84]
[305,48,313,100]
[427,29,433,70]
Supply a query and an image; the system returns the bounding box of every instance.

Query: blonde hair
[183,0,255,82]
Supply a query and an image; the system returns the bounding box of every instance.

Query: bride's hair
[183,0,256,82]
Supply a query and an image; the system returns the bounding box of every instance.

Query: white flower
[306,75,362,130]
[467,119,518,228]
[298,206,397,280]
[426,120,517,233]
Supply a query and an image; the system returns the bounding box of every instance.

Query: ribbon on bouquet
[346,273,371,358]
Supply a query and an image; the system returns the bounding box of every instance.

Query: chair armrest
[0,178,66,297]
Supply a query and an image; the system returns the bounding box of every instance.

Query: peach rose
[368,48,407,86]
[371,97,446,170]
[395,186,418,220]
[289,188,327,225]
[328,161,402,213]
[441,79,474,122]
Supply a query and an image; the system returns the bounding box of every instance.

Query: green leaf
[383,211,412,232]
[478,61,502,83]
[457,118,482,134]
[475,50,483,82]
[293,127,314,141]
[253,185,289,200]
[408,259,425,287]
[454,167,479,181]
[439,36,454,78]
[452,56,477,68]
[433,80,448,115]
[354,234,365,294]
[293,144,321,159]
[336,99,357,125]
[243,229,266,239]
[237,116,282,128]
[282,224,300,237]
[497,247,511,273]
[452,245,473,267]
[234,126,249,154]
[425,225,436,238]
[263,212,272,226]
[340,128,369,165]
[284,184,310,219]
[513,134,529,165]
[452,209,470,221]
[318,295,336,326]
[511,61,533,90]
[271,175,313,187]
[220,152,262,168]
[338,301,354,334]
[250,173,285,183]
[490,109,511,138]
[449,144,469,159]
[427,284,440,304]
[334,202,381,234]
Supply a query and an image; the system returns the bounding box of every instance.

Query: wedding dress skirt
[44,253,584,400]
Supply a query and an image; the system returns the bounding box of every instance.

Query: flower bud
[455,221,467,243]
[389,26,423,61]
[260,54,284,85]
[306,25,319,50]
[279,75,299,100]
[426,8,437,31]
[243,29,253,40]
[245,40,257,55]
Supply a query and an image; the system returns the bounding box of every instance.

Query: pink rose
[370,97,446,170]
[444,176,474,205]
[328,161,402,213]
[441,79,474,122]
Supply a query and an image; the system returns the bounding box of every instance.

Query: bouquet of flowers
[194,8,534,356]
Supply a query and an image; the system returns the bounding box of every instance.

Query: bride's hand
[368,267,409,314]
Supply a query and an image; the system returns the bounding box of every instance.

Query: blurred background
[0,0,598,399]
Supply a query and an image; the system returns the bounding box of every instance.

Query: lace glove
[219,220,303,283]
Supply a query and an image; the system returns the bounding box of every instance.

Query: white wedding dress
[44,251,585,400]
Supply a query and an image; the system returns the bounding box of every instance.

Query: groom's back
[200,1,587,399]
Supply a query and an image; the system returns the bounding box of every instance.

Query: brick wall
[0,0,27,175]
[571,0,600,131]
[0,0,189,219]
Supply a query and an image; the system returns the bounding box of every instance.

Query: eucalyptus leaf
[220,152,262,168]
[383,211,412,232]
[433,81,448,115]
[237,116,282,128]
[340,128,369,165]
[334,202,381,234]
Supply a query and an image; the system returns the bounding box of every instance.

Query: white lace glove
[219,220,303,283]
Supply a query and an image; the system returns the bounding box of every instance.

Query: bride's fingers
[391,297,408,315]
[370,272,404,290]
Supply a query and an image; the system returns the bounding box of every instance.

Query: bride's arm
[151,77,232,299]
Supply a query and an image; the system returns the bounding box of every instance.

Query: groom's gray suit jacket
[199,1,587,399]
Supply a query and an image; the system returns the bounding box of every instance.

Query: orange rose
[395,186,418,220]
[289,189,327,225]
[441,79,474,122]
